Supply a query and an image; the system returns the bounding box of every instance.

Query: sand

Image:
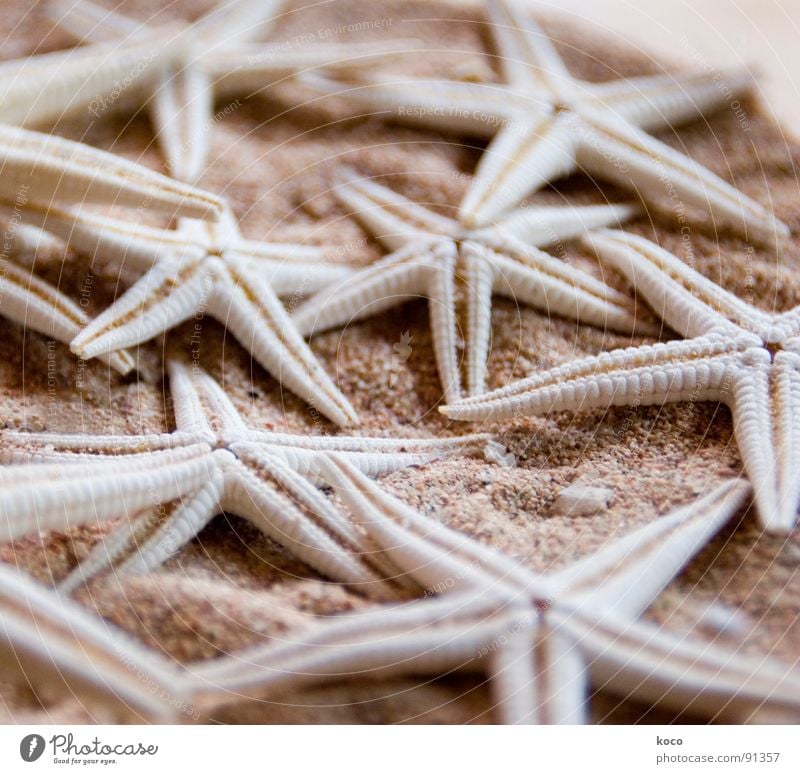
[0,0,798,724]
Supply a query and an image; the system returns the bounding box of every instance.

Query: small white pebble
[553,482,613,516]
[483,440,516,467]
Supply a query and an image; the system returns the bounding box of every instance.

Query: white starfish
[0,360,488,598]
[47,0,420,181]
[443,229,800,533]
[0,562,191,721]
[304,0,787,241]
[16,202,358,426]
[192,475,800,724]
[0,123,222,374]
[294,170,651,401]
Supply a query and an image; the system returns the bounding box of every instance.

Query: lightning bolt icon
[28,737,38,759]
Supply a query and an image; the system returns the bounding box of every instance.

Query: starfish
[294,170,651,401]
[0,123,222,374]
[17,202,359,426]
[192,474,800,724]
[47,0,420,181]
[0,360,488,598]
[304,0,787,241]
[443,229,800,533]
[0,562,191,721]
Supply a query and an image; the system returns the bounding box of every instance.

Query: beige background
[545,0,800,131]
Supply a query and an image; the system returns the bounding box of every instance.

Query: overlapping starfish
[0,0,797,727]
[0,123,222,374]
[444,230,800,533]
[40,0,419,180]
[294,170,651,401]
[191,474,800,724]
[305,0,787,242]
[0,360,488,598]
[14,201,362,425]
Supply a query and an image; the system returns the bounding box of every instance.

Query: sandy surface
[0,0,799,724]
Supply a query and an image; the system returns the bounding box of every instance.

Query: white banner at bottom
[0,724,795,773]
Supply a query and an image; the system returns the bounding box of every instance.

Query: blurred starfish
[20,203,358,425]
[294,170,651,401]
[305,0,787,241]
[193,474,800,724]
[46,0,419,180]
[444,229,800,532]
[0,361,488,596]
[0,562,190,721]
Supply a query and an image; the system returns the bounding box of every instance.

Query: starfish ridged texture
[0,123,222,374]
[305,0,787,242]
[294,170,651,402]
[0,360,488,598]
[192,475,800,724]
[444,229,800,533]
[21,203,359,426]
[44,0,419,181]
[0,562,191,721]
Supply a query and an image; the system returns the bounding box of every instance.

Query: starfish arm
[194,591,482,681]
[47,0,150,44]
[238,255,353,297]
[70,252,211,359]
[15,206,191,274]
[223,457,391,595]
[0,564,189,721]
[0,257,135,374]
[208,39,423,96]
[491,627,588,724]
[234,443,414,590]
[244,430,492,483]
[333,168,458,252]
[728,351,800,532]
[294,240,462,402]
[463,239,497,397]
[555,479,751,618]
[167,359,246,438]
[591,68,756,132]
[459,115,579,228]
[557,608,800,721]
[209,262,358,427]
[191,0,285,50]
[0,125,221,219]
[0,40,167,126]
[487,0,572,90]
[0,444,213,542]
[151,64,214,182]
[116,467,225,575]
[292,244,435,336]
[480,202,639,248]
[462,239,648,395]
[192,597,524,705]
[575,110,789,242]
[299,73,519,137]
[57,505,173,594]
[585,229,770,339]
[442,333,753,422]
[317,455,539,597]
[0,432,187,463]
